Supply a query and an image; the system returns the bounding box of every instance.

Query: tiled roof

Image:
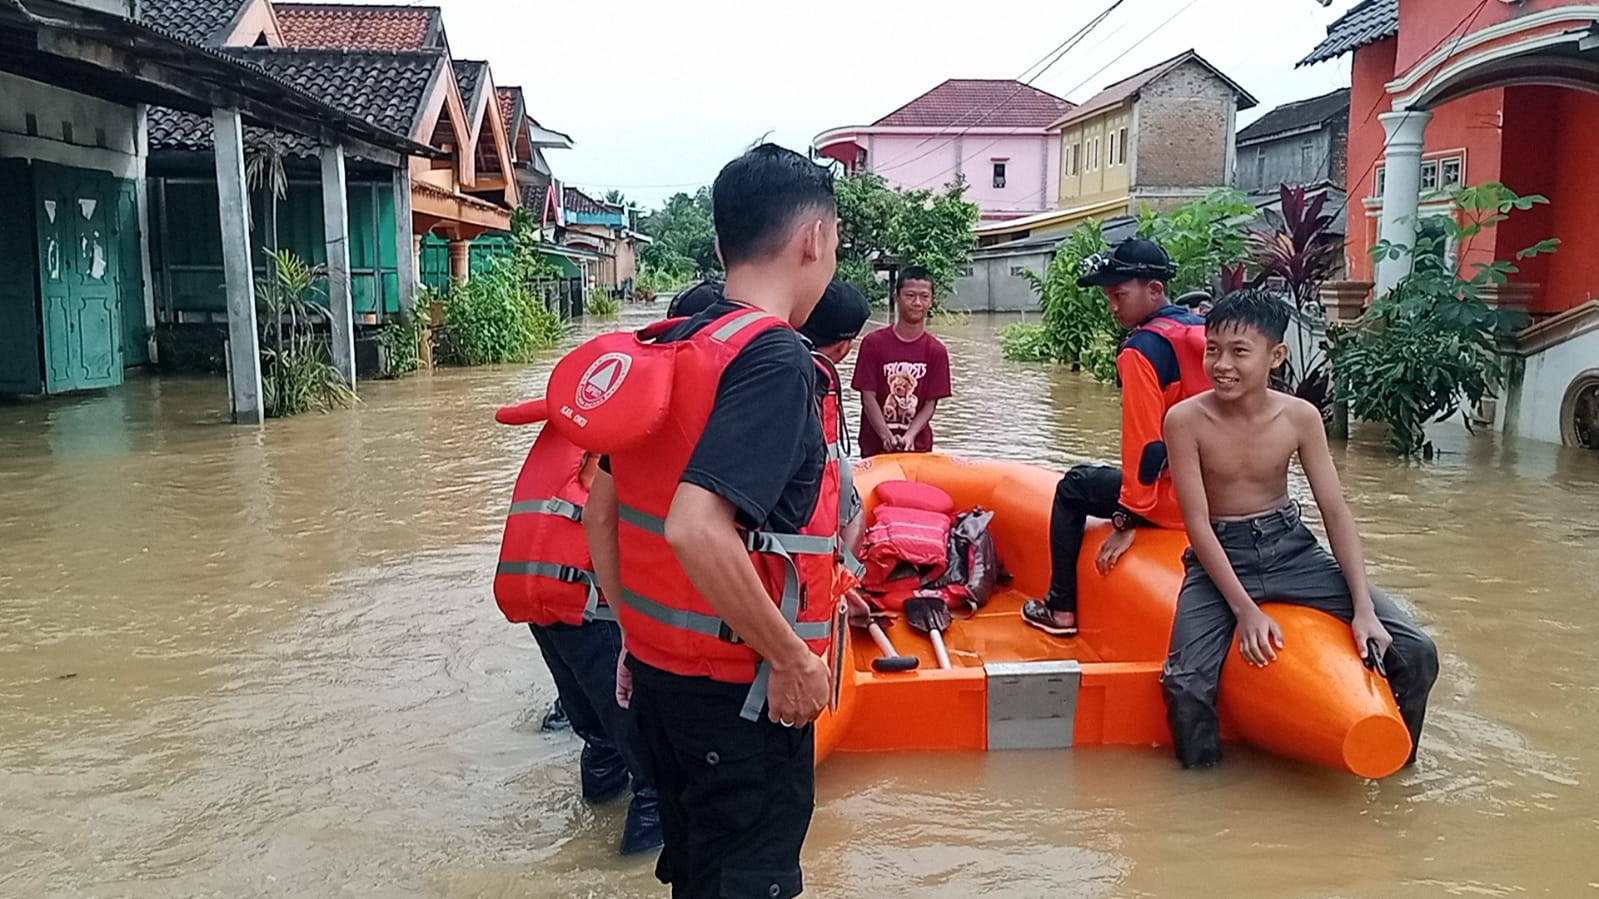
[497,86,522,143]
[147,106,323,156]
[453,59,487,110]
[227,48,440,137]
[1053,49,1256,128]
[872,79,1072,129]
[1299,0,1397,67]
[273,3,441,51]
[1236,87,1350,145]
[137,0,248,46]
[563,186,619,215]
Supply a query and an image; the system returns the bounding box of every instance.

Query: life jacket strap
[509,496,584,522]
[614,500,835,722]
[495,560,614,622]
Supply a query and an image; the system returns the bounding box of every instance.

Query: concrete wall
[0,73,142,179]
[866,131,1058,218]
[950,247,1053,312]
[1133,58,1239,205]
[1508,326,1599,445]
[1235,128,1335,194]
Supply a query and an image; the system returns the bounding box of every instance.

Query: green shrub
[439,258,567,366]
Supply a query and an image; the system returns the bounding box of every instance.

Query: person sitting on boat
[1022,239,1210,637]
[1160,289,1439,769]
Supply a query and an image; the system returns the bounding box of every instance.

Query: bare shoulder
[1277,393,1325,430]
[1165,393,1208,429]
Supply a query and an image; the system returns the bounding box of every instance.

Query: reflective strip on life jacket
[614,501,837,720]
[494,558,615,623]
[508,497,583,520]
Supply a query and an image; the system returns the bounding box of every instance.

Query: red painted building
[1302,0,1599,448]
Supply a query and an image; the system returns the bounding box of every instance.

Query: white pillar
[320,143,355,386]
[1375,109,1433,296]
[212,108,263,425]
[392,165,417,315]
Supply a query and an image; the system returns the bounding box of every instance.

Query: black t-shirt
[600,299,825,532]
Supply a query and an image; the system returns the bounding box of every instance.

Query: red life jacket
[544,307,842,718]
[1137,311,1212,399]
[491,401,610,627]
[815,352,865,580]
[860,480,956,607]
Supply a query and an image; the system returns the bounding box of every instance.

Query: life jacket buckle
[717,621,744,645]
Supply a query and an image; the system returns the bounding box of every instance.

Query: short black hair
[896,266,934,293]
[711,143,836,267]
[1206,289,1289,343]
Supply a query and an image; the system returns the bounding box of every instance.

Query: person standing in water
[1160,289,1438,768]
[852,266,951,458]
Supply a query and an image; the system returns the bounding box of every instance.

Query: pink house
[813,79,1073,222]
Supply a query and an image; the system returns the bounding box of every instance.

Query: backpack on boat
[926,508,1008,612]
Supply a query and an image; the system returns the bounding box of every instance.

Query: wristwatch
[1111,509,1133,531]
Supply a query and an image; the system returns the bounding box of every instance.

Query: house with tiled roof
[551,186,649,296]
[0,0,426,421]
[141,0,527,341]
[1234,87,1350,195]
[813,79,1074,222]
[1298,0,1599,449]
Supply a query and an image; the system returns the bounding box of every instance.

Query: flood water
[3,306,1598,898]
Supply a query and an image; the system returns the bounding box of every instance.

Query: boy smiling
[1159,290,1439,769]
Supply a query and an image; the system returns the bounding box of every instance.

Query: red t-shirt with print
[850,326,952,457]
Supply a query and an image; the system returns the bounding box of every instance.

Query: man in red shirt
[851,266,952,457]
[1021,239,1210,637]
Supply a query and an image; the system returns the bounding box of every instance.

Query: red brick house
[1302,0,1599,448]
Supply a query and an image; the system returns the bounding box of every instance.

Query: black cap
[667,280,723,317]
[800,280,872,346]
[1076,238,1177,288]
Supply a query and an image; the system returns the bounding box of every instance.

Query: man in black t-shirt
[585,144,838,899]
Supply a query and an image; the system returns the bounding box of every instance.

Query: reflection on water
[3,308,1598,897]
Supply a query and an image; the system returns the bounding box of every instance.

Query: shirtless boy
[1159,289,1439,769]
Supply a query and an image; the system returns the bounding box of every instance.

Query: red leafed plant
[1247,183,1344,415]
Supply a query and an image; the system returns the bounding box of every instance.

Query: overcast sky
[432,0,1356,208]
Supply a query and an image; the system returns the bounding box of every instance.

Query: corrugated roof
[273,3,441,51]
[1298,0,1397,67]
[137,0,249,46]
[1053,49,1257,128]
[1236,87,1350,145]
[872,79,1072,129]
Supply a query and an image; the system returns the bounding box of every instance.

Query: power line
[866,0,1127,176]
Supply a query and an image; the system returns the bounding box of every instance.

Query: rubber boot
[540,698,570,733]
[619,787,663,856]
[580,742,630,804]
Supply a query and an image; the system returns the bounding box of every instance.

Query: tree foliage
[639,188,719,279]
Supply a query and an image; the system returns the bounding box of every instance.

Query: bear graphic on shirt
[881,361,926,428]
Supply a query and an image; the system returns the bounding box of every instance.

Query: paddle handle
[867,621,899,657]
[928,628,952,670]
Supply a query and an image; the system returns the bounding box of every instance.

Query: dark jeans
[529,619,652,799]
[1043,464,1124,613]
[1158,503,1440,769]
[627,656,814,899]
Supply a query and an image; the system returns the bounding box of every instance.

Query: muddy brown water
[3,307,1598,898]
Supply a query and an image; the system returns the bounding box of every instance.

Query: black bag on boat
[928,507,1007,610]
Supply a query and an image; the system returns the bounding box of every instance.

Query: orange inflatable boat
[817,453,1412,779]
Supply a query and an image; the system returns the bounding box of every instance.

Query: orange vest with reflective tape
[491,399,609,627]
[544,308,841,688]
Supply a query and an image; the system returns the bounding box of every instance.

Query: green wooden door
[0,158,43,394]
[114,179,148,366]
[35,162,123,393]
